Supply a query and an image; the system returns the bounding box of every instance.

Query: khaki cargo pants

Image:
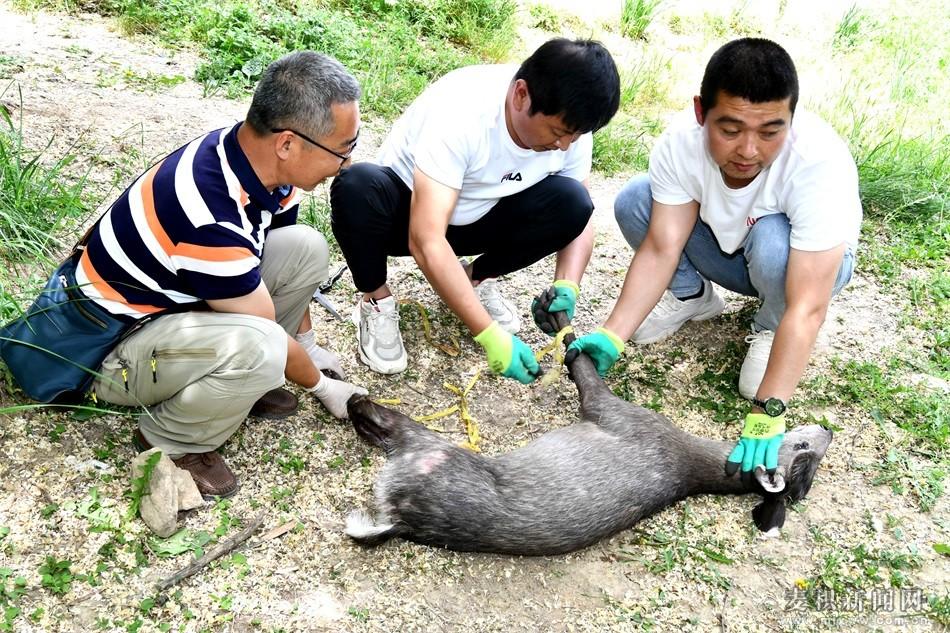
[92,226,329,457]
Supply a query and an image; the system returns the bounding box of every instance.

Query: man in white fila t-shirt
[330,38,620,382]
[567,38,861,478]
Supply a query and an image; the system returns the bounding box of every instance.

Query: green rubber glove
[725,412,786,476]
[564,327,625,376]
[474,321,541,384]
[532,280,579,335]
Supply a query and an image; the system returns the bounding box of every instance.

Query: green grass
[0,87,92,331]
[0,91,87,266]
[619,0,663,41]
[45,0,516,118]
[820,358,948,453]
[620,504,736,591]
[801,351,949,509]
[870,448,946,512]
[819,1,950,286]
[298,193,338,258]
[591,53,669,176]
[527,2,564,32]
[804,543,922,595]
[0,56,25,80]
[592,116,651,176]
[833,4,869,51]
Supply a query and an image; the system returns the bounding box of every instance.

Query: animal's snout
[346,394,375,420]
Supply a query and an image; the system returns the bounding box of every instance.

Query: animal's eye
[794,442,810,450]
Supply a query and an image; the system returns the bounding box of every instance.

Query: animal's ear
[754,465,786,493]
[752,495,786,536]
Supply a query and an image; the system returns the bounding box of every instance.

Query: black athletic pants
[329,162,594,293]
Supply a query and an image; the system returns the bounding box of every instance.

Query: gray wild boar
[344,304,833,555]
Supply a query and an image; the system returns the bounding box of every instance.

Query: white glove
[306,375,367,419]
[295,330,346,379]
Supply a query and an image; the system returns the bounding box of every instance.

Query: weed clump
[104,0,517,117]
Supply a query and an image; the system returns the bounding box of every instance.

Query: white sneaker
[352,296,407,374]
[632,279,725,344]
[739,327,775,400]
[475,279,521,334]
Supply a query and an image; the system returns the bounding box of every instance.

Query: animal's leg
[531,288,618,420]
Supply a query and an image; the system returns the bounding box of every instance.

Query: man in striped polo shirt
[80,52,367,498]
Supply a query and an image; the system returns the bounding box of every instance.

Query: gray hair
[245,51,361,138]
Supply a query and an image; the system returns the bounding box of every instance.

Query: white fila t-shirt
[377,64,592,226]
[649,108,862,254]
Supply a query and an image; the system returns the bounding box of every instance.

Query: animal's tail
[344,509,402,546]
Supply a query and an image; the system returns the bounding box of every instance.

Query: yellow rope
[534,325,573,386]
[443,371,482,451]
[369,319,575,452]
[397,299,461,357]
[387,370,482,451]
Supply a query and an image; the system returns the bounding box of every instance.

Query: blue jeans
[613,174,855,331]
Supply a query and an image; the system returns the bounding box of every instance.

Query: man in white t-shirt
[567,38,861,478]
[331,38,620,382]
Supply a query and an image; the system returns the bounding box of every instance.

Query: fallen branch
[154,511,265,595]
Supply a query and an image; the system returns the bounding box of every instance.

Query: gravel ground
[1,4,947,632]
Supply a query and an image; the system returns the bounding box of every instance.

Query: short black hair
[699,38,798,117]
[514,38,620,134]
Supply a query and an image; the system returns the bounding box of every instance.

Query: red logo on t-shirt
[746,216,758,227]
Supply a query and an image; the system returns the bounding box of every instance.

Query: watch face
[764,398,786,417]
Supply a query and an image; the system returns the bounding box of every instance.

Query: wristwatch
[752,396,786,417]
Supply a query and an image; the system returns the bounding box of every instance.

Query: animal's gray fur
[345,307,832,556]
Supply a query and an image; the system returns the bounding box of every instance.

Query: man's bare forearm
[553,218,594,283]
[412,236,492,334]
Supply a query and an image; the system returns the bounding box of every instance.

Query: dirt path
[1,4,947,633]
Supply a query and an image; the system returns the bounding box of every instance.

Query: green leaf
[69,406,99,421]
[934,543,950,556]
[149,530,197,557]
[700,547,735,565]
[149,529,214,558]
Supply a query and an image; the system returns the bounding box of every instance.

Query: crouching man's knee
[225,317,288,393]
[263,224,330,284]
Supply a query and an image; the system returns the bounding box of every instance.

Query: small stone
[174,467,203,511]
[130,448,203,537]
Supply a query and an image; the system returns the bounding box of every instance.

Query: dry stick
[154,511,266,595]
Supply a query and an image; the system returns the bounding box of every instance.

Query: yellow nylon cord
[397,299,461,357]
[534,325,573,386]
[406,370,483,451]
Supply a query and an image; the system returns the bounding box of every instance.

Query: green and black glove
[474,321,541,384]
[725,412,786,476]
[532,280,580,335]
[564,327,625,376]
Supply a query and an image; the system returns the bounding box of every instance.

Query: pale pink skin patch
[415,451,448,475]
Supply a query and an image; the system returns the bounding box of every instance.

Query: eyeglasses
[271,127,359,164]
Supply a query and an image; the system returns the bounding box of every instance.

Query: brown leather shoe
[132,429,238,499]
[249,387,299,419]
[173,451,238,499]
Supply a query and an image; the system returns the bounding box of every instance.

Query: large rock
[130,448,204,537]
